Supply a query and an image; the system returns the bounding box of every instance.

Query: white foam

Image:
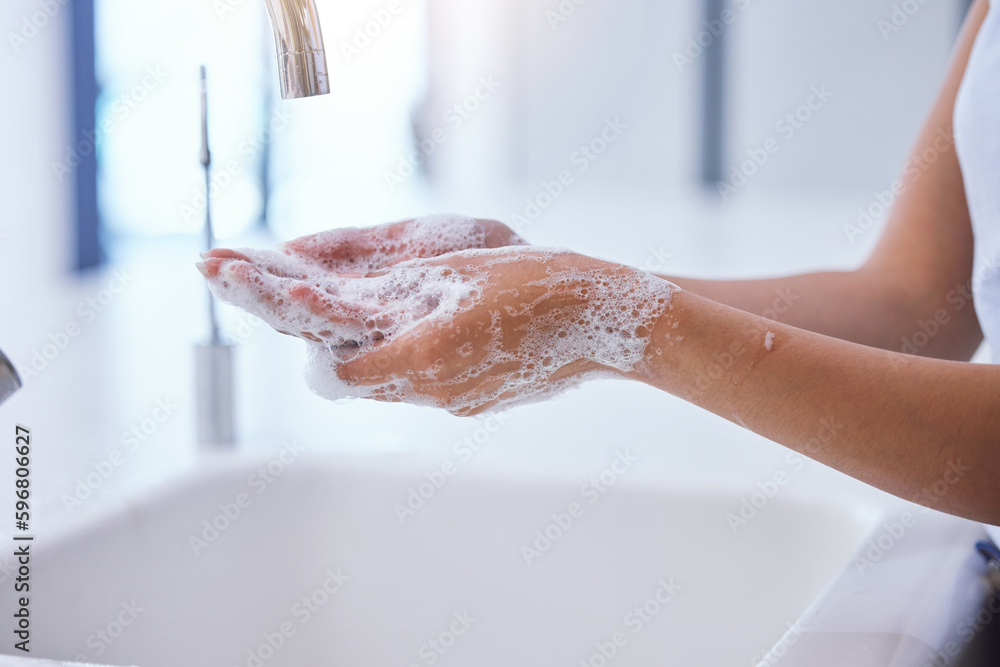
[276,214,511,274]
[207,248,483,350]
[204,214,676,415]
[765,331,775,351]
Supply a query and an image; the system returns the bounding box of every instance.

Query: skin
[198,0,1000,524]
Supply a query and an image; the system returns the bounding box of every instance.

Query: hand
[198,240,675,416]
[195,214,522,345]
[277,214,525,274]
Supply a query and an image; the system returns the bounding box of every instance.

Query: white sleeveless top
[953,0,1000,546]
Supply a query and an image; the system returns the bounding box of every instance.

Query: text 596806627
[13,424,32,653]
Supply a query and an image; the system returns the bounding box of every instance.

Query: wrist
[550,254,679,379]
[624,287,689,389]
[626,288,778,405]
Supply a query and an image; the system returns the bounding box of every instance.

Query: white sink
[16,452,870,667]
[9,452,995,666]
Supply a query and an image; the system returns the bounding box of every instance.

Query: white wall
[422,0,963,203]
[0,0,74,289]
[728,0,959,194]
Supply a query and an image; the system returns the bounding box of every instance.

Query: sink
[16,452,878,666]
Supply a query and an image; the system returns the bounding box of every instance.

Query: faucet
[263,0,330,99]
[0,348,21,407]
[193,1,327,447]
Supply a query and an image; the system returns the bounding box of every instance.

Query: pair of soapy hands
[196,216,650,415]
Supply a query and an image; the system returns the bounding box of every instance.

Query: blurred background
[0,0,984,531]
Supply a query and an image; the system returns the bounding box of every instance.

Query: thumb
[337,337,413,386]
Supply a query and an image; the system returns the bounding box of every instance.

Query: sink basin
[19,453,876,666]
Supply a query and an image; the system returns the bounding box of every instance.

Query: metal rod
[200,65,221,345]
[699,0,727,187]
[196,66,235,448]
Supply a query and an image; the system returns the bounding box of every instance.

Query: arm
[630,287,1000,525]
[662,0,988,362]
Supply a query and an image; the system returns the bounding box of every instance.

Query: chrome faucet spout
[263,0,330,99]
[0,348,21,407]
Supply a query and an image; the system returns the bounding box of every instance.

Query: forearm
[628,285,1000,524]
[660,271,886,345]
[659,268,982,361]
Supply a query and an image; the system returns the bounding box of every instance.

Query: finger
[422,361,519,412]
[204,257,369,344]
[279,217,527,272]
[278,220,412,272]
[478,219,529,248]
[202,248,251,262]
[202,247,318,281]
[336,332,419,386]
[285,282,369,329]
[400,215,520,256]
[449,399,499,418]
[196,257,226,279]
